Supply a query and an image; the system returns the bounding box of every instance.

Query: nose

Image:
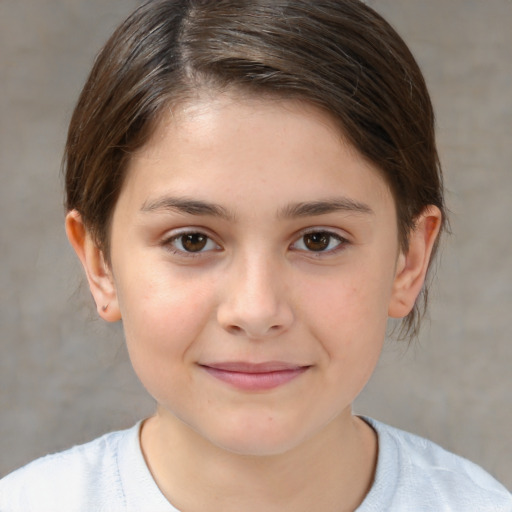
[216,255,294,339]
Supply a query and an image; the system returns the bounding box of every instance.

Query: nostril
[228,325,244,335]
[226,323,283,338]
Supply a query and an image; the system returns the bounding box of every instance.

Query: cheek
[300,260,393,380]
[114,264,217,395]
[305,267,391,338]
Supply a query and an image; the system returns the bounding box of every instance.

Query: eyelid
[289,227,350,254]
[161,227,222,255]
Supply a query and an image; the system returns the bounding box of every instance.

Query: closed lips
[199,362,310,391]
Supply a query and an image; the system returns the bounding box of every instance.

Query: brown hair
[64,0,446,338]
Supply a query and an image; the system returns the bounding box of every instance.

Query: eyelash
[290,229,349,255]
[163,230,221,257]
[162,228,349,258]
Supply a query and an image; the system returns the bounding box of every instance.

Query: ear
[65,210,121,322]
[388,206,442,318]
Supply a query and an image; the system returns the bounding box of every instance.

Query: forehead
[145,93,347,155]
[121,93,395,220]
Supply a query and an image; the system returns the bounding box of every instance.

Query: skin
[66,94,441,511]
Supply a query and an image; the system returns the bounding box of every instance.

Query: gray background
[1,0,511,489]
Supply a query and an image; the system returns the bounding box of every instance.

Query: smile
[199,362,310,391]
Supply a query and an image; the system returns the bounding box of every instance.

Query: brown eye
[168,232,219,254]
[291,231,345,254]
[303,232,331,251]
[180,233,208,252]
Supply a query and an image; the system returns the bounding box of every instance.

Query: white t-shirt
[0,417,510,511]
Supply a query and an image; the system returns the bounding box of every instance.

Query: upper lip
[200,361,308,373]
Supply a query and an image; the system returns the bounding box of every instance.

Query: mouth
[199,361,310,391]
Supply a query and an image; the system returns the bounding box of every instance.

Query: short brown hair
[65,0,446,338]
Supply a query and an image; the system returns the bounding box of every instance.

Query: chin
[197,414,314,457]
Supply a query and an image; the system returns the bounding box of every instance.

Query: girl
[1,0,510,510]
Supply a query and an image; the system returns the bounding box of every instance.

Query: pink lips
[200,361,309,391]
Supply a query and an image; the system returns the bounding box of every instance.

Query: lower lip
[201,366,309,391]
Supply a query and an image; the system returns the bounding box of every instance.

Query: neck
[140,409,377,512]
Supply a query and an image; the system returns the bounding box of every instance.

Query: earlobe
[388,206,442,319]
[65,210,121,322]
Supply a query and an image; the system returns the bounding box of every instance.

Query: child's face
[106,94,404,455]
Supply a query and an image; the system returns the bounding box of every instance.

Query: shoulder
[360,417,512,512]
[0,424,139,512]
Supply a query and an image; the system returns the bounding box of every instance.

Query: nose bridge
[217,248,293,338]
[239,252,278,309]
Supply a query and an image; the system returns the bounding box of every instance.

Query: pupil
[182,233,207,252]
[304,233,329,251]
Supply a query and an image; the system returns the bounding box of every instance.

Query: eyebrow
[278,197,374,218]
[140,196,235,221]
[140,195,373,220]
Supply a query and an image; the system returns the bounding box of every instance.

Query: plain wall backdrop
[1,0,511,489]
